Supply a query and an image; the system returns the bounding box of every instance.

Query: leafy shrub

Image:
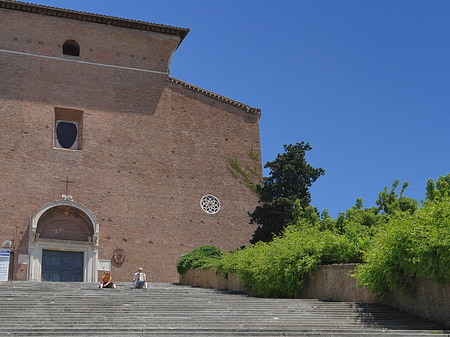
[178,177,450,299]
[212,226,361,298]
[355,197,450,296]
[176,245,223,275]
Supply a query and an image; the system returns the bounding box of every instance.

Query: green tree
[249,142,325,243]
[291,181,418,260]
[376,180,417,215]
[425,173,450,202]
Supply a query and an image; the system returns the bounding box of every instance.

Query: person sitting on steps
[99,272,116,289]
[134,267,148,289]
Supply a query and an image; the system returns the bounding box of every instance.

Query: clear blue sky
[36,0,450,217]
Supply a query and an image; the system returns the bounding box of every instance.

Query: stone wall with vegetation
[177,176,450,328]
[179,264,450,328]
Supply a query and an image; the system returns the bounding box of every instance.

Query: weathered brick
[0,3,261,282]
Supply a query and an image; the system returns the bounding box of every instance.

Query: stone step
[0,282,446,336]
[0,329,448,337]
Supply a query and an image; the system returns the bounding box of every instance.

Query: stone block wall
[299,264,375,302]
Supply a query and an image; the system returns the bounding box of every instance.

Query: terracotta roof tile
[0,0,189,42]
[168,77,261,117]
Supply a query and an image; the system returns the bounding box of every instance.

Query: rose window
[200,195,220,214]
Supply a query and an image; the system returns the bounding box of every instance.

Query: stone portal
[28,199,99,282]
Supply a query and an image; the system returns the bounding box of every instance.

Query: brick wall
[0,6,261,282]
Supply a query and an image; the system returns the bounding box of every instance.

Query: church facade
[0,1,261,282]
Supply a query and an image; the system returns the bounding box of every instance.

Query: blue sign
[0,250,10,281]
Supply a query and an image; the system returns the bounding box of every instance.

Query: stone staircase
[0,281,447,336]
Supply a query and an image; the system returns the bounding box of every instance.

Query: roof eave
[0,0,190,43]
[168,77,261,118]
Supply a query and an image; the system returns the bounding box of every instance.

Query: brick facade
[0,1,261,282]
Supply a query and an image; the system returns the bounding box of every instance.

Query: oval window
[56,121,78,149]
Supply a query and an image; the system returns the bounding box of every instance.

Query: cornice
[168,77,261,117]
[0,0,189,42]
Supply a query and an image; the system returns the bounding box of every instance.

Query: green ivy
[227,147,261,193]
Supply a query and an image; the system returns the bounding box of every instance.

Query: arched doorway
[28,198,99,282]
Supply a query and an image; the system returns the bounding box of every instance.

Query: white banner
[0,250,10,281]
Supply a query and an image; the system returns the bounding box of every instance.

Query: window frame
[54,107,83,150]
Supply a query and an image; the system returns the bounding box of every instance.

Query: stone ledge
[179,268,248,293]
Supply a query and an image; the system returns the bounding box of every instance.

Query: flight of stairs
[0,281,447,336]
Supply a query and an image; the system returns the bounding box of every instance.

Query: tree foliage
[376,180,417,215]
[425,173,450,202]
[249,142,324,243]
[355,196,450,297]
[213,226,361,298]
[178,174,450,299]
[293,180,415,234]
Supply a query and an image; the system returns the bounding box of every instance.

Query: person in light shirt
[134,267,148,289]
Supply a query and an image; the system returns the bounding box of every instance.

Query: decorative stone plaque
[113,248,125,264]
[98,260,111,271]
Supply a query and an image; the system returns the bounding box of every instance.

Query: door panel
[42,250,83,282]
